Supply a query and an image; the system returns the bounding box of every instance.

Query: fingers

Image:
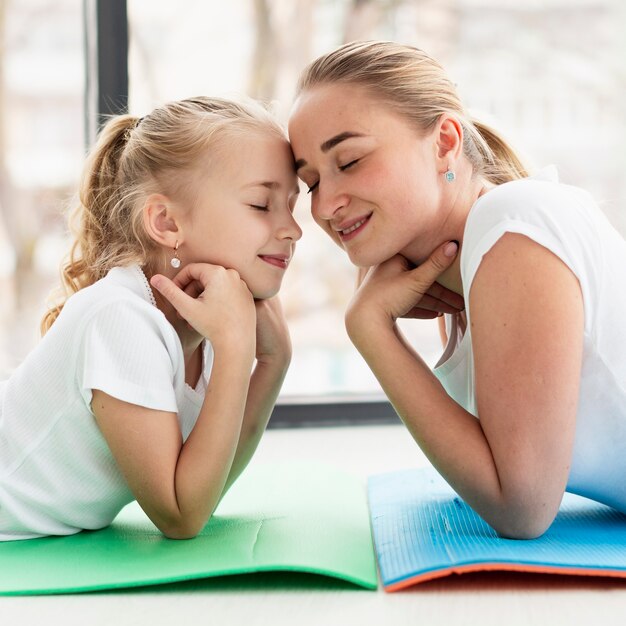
[170,263,215,290]
[407,241,458,294]
[426,281,465,312]
[402,307,440,320]
[183,279,203,299]
[409,293,461,316]
[150,274,192,315]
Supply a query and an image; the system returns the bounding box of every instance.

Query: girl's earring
[170,241,181,269]
[445,167,456,183]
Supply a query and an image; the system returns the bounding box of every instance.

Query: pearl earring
[170,241,181,269]
[445,167,456,183]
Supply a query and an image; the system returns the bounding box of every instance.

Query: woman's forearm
[349,320,535,537]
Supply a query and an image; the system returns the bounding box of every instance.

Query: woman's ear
[143,193,182,248]
[435,114,463,163]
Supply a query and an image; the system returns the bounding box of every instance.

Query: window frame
[83,0,398,428]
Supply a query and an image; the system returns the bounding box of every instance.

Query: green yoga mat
[0,462,377,595]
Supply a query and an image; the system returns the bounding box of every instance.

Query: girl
[288,41,626,539]
[0,96,302,540]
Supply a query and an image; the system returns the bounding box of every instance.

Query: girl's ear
[143,193,182,248]
[435,114,463,163]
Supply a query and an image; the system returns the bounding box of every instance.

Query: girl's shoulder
[55,265,172,342]
[64,265,156,313]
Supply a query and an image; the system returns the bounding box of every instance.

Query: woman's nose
[312,180,348,222]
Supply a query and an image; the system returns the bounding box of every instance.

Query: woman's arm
[346,235,583,538]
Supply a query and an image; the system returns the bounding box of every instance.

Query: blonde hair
[41,96,284,334]
[296,40,529,185]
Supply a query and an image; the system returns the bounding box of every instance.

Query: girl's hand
[151,263,256,352]
[254,296,292,367]
[356,265,464,319]
[346,241,459,343]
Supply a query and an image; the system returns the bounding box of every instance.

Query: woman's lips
[336,214,371,242]
[259,255,290,269]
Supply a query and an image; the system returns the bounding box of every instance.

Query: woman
[288,40,626,539]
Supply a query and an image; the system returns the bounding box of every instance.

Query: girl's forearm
[351,321,529,536]
[166,345,254,538]
[221,356,290,496]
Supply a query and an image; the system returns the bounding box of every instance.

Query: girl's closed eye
[250,202,270,211]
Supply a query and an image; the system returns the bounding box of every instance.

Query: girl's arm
[346,235,583,539]
[93,264,257,540]
[220,296,292,495]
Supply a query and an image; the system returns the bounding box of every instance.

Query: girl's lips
[337,214,371,242]
[259,255,289,269]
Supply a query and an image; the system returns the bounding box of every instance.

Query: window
[1,0,624,424]
[126,0,626,408]
[0,0,84,377]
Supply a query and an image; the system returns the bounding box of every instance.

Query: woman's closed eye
[250,203,270,211]
[304,158,360,194]
[339,159,359,171]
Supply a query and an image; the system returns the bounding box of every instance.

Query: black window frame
[83,0,399,428]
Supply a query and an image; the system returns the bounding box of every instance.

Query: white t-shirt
[433,167,626,512]
[0,265,214,540]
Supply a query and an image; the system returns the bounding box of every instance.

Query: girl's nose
[278,213,302,241]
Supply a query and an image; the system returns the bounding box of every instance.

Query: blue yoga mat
[368,467,626,591]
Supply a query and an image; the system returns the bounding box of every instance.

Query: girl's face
[180,131,302,299]
[288,83,450,268]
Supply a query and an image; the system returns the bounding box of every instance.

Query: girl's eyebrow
[295,131,365,172]
[243,180,300,195]
[243,181,278,189]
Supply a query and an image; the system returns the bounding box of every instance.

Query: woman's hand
[151,263,256,353]
[346,241,459,345]
[254,296,292,367]
[356,264,464,320]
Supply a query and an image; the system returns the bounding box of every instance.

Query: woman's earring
[445,167,456,183]
[170,241,181,269]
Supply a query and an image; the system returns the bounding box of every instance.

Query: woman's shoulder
[469,167,598,231]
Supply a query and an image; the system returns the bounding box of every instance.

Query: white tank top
[433,167,626,512]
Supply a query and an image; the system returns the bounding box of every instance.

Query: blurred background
[0,0,625,402]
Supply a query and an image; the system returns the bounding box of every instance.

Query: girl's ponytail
[41,115,139,334]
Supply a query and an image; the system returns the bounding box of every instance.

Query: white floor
[2,424,625,626]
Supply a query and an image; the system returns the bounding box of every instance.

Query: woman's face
[288,83,449,267]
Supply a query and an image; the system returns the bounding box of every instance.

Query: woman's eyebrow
[320,131,365,152]
[295,131,365,172]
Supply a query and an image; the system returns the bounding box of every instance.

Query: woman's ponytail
[467,116,529,185]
